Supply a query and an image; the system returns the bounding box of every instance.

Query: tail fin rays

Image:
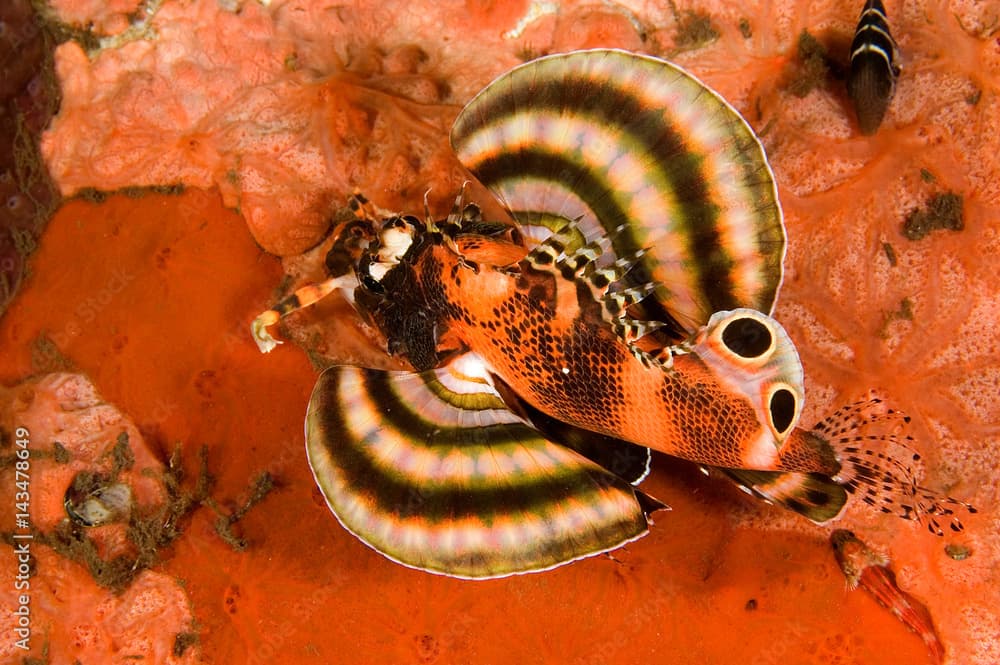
[816,399,977,535]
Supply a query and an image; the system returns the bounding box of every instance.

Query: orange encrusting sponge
[3,0,997,662]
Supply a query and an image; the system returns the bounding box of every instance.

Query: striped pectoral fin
[452,49,785,335]
[306,355,662,579]
[717,468,848,523]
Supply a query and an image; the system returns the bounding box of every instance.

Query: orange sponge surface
[2,1,999,663]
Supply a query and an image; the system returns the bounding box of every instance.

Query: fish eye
[461,203,482,223]
[361,273,385,293]
[769,387,797,435]
[358,255,386,293]
[721,316,773,358]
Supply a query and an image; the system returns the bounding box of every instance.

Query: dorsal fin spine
[629,346,675,371]
[613,319,667,344]
[556,236,611,276]
[522,217,674,362]
[524,221,577,269]
[604,281,658,311]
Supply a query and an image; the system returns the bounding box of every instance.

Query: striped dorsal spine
[847,0,900,135]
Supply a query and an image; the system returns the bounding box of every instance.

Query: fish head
[363,214,424,283]
[688,308,806,454]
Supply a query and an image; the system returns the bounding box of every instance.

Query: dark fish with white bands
[451,49,784,338]
[848,0,900,135]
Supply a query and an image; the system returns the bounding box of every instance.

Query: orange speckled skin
[367,234,838,476]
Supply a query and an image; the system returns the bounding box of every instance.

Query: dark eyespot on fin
[306,355,660,579]
[848,0,900,135]
[769,388,797,434]
[721,316,773,358]
[718,468,848,523]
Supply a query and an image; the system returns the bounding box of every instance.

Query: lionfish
[253,49,973,579]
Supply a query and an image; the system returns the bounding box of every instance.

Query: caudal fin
[814,399,977,535]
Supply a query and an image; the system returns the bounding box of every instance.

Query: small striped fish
[254,50,973,578]
[847,0,900,135]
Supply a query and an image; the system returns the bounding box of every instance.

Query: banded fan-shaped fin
[306,354,664,579]
[451,48,785,338]
[719,468,848,523]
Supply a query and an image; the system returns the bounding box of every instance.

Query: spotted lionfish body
[359,206,838,479]
[254,50,973,579]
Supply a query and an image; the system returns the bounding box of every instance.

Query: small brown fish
[830,529,944,664]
